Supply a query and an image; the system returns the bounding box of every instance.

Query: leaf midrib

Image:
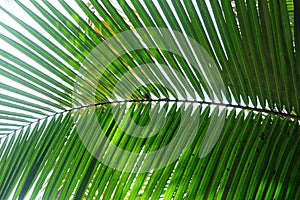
[2,98,300,139]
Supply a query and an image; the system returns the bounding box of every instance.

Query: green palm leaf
[0,0,299,199]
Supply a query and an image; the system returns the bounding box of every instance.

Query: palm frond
[0,0,299,199]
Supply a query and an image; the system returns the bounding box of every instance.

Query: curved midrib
[2,98,300,139]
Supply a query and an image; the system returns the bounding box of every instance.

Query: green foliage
[0,0,299,199]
